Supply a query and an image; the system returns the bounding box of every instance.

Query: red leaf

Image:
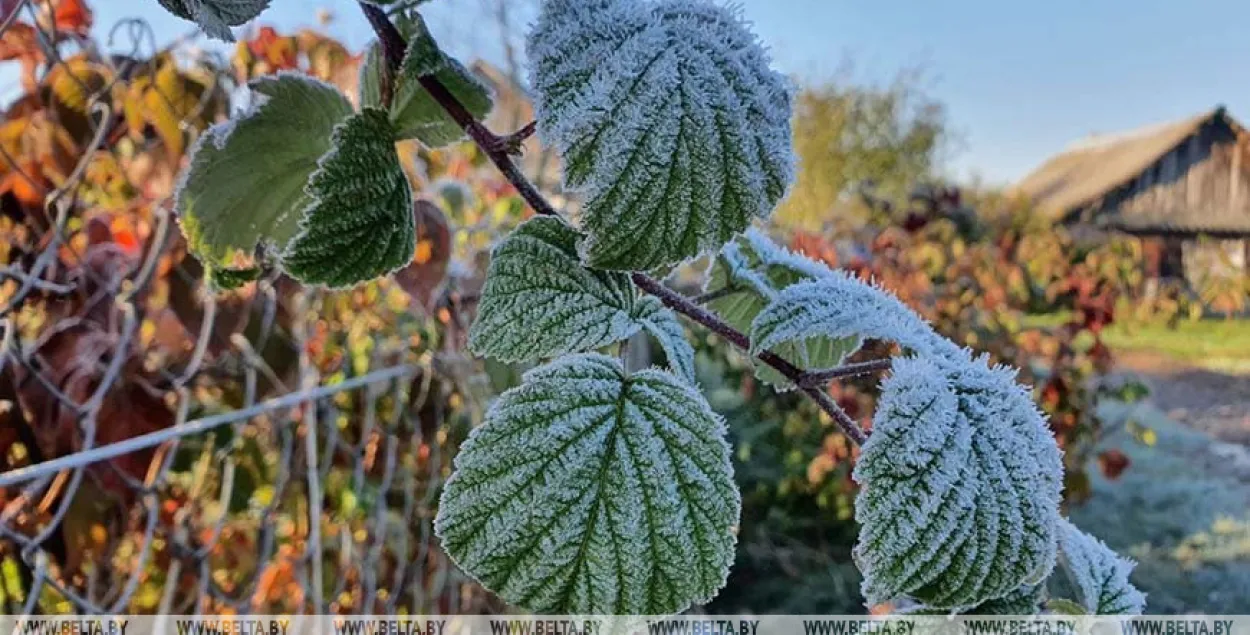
[1097,449,1131,480]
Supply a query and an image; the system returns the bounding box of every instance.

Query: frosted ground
[1069,400,1250,613]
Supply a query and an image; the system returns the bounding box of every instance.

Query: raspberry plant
[159,0,1146,617]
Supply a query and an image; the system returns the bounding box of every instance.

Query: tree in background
[776,68,948,231]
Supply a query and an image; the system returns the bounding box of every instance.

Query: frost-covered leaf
[975,584,1045,615]
[853,354,1063,610]
[748,272,946,389]
[176,73,352,288]
[469,217,693,377]
[1056,519,1146,615]
[904,584,1044,616]
[469,216,641,361]
[434,353,738,614]
[528,0,794,270]
[155,0,270,41]
[704,229,849,388]
[283,108,415,288]
[359,15,493,147]
[635,297,697,384]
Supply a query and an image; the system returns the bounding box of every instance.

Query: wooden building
[1017,107,1250,282]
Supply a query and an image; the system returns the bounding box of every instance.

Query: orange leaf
[52,0,91,35]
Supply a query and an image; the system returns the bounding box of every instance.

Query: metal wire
[0,2,487,616]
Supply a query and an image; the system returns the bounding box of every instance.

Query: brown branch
[356,2,870,445]
[798,358,893,388]
[631,274,867,444]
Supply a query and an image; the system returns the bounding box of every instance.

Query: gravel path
[1116,350,1250,445]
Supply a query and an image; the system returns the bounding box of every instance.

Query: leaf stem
[356,2,869,445]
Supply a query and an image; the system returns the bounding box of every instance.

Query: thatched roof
[1016,108,1227,220]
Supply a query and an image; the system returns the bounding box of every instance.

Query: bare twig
[355,2,871,444]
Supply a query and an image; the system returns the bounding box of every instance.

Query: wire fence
[0,0,493,616]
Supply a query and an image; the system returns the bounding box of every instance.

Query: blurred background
[0,0,1248,617]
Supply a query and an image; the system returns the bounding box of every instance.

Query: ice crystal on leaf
[1055,519,1146,615]
[704,229,851,388]
[155,0,270,41]
[634,297,698,384]
[175,73,352,289]
[434,354,738,614]
[469,217,644,362]
[469,217,696,381]
[746,265,948,389]
[853,355,1063,610]
[527,0,795,270]
[282,108,415,288]
[359,14,494,147]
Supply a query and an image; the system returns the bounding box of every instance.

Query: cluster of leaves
[0,1,511,613]
[33,0,1149,618]
[174,12,492,289]
[783,189,1156,503]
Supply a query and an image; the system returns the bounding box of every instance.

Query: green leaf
[1056,519,1146,615]
[209,266,261,290]
[360,15,493,147]
[155,0,271,42]
[705,229,851,388]
[528,0,795,270]
[434,353,739,614]
[975,585,1045,615]
[852,354,1063,610]
[468,216,640,362]
[282,108,415,288]
[905,585,1044,616]
[750,274,950,377]
[175,73,352,288]
[635,297,697,385]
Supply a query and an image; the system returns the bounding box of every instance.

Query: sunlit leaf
[359,14,493,147]
[175,73,353,287]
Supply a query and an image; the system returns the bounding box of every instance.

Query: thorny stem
[357,3,871,444]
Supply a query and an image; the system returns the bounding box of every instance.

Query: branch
[798,358,893,388]
[356,3,869,445]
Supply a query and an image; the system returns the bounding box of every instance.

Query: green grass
[1022,312,1250,371]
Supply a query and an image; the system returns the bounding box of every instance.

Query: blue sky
[90,0,1250,185]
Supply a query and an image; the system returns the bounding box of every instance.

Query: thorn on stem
[487,121,537,157]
